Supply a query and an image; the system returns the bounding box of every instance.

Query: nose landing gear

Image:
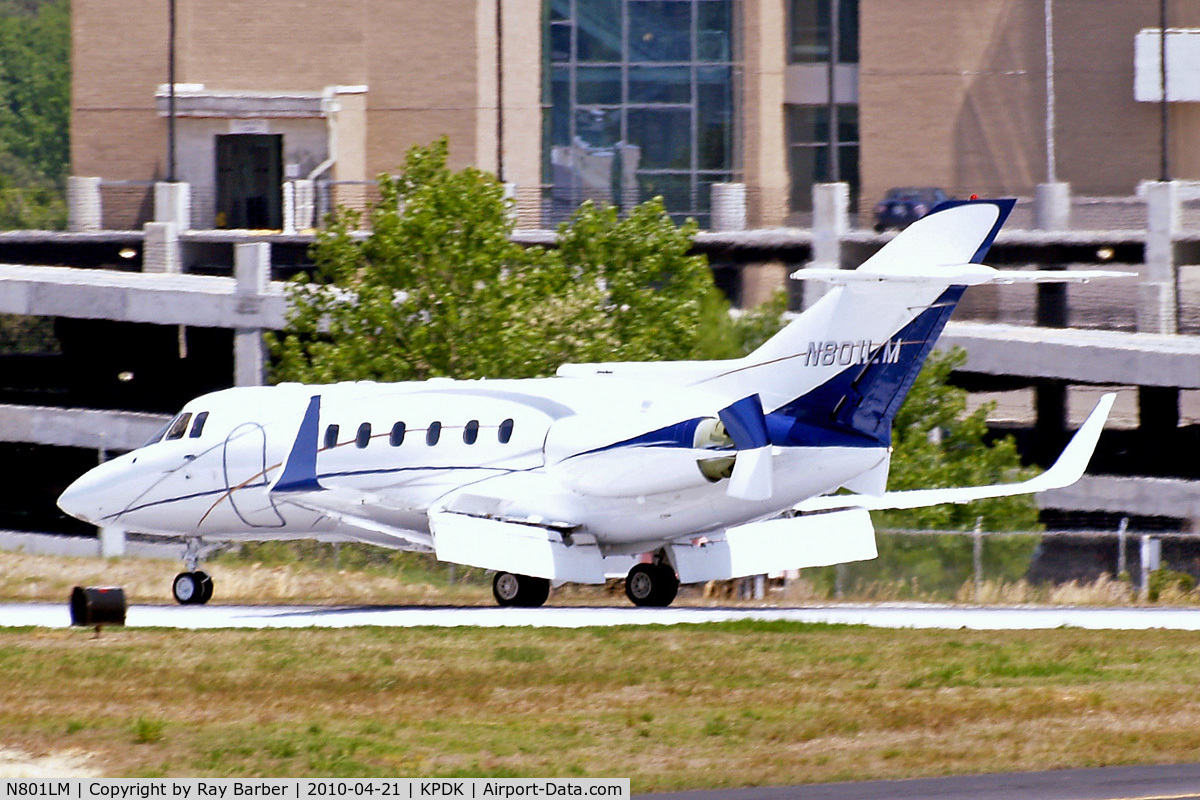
[173,538,215,605]
[172,570,214,605]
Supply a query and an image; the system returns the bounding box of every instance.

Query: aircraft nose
[58,460,128,525]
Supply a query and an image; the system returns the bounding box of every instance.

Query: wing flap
[429,511,609,585]
[669,507,877,583]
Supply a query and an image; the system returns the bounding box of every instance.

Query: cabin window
[498,418,514,444]
[324,424,339,449]
[165,412,192,440]
[390,422,406,446]
[356,422,372,448]
[426,421,442,446]
[189,411,209,438]
[463,420,479,445]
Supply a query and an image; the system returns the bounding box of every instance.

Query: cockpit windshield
[165,412,193,440]
[142,409,212,448]
[141,421,171,448]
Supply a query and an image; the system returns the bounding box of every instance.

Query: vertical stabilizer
[696,199,1014,444]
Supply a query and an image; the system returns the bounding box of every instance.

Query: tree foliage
[0,0,69,229]
[270,139,720,383]
[877,347,1040,532]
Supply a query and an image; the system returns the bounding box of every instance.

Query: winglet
[1021,391,1115,493]
[793,393,1115,513]
[270,394,324,494]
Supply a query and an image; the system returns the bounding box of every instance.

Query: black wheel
[172,571,200,605]
[652,563,679,606]
[625,563,679,607]
[492,572,550,608]
[194,570,214,605]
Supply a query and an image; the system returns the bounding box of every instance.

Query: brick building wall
[860,0,1200,214]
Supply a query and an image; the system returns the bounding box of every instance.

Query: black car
[873,187,950,232]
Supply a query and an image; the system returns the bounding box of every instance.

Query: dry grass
[0,550,494,606]
[6,548,1200,609]
[3,623,1200,786]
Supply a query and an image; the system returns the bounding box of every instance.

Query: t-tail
[696,197,1127,450]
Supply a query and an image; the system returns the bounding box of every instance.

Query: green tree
[877,347,1040,532]
[269,139,721,383]
[0,0,70,229]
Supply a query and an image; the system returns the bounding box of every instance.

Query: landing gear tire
[492,572,551,608]
[625,563,679,607]
[173,571,214,605]
[194,570,214,604]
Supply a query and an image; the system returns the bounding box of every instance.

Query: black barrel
[69,586,127,626]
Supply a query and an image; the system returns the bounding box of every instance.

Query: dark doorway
[215,134,283,229]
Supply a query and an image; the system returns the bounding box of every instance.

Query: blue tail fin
[767,286,964,446]
[763,198,1014,447]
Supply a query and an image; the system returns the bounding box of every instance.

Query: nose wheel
[625,562,679,607]
[172,570,214,605]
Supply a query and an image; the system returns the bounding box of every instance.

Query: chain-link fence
[740,522,1200,606]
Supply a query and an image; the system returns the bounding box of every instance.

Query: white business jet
[58,199,1126,607]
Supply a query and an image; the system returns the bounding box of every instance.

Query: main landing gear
[173,538,214,605]
[489,559,681,609]
[625,561,679,607]
[493,571,551,607]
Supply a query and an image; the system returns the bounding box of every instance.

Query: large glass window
[787,105,859,211]
[786,0,859,213]
[788,0,857,64]
[544,0,737,227]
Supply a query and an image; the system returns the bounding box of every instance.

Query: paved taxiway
[6,601,1200,630]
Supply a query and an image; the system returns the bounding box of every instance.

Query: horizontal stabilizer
[794,393,1115,513]
[669,508,877,583]
[430,511,609,584]
[790,266,1135,286]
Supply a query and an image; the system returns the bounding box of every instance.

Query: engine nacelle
[545,414,736,498]
[551,445,723,497]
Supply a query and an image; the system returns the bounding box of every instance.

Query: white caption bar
[0,780,630,800]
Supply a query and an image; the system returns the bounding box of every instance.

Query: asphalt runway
[7,601,1200,630]
[7,602,1200,799]
[643,762,1200,800]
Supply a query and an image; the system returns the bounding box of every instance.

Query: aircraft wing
[274,489,435,551]
[793,393,1114,513]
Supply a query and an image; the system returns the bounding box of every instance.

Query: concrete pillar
[740,262,788,307]
[154,181,192,230]
[143,222,180,273]
[99,526,126,558]
[1036,264,1068,328]
[294,179,315,231]
[1139,181,1179,334]
[282,181,296,234]
[1035,182,1071,230]
[711,183,747,232]
[802,183,850,309]
[234,242,270,387]
[1139,385,1180,431]
[67,176,103,232]
[1034,379,1068,467]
